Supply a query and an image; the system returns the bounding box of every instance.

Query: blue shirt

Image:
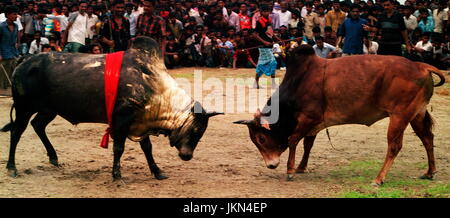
[418,16,434,33]
[337,18,367,54]
[0,21,19,59]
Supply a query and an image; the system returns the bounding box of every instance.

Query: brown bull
[235,45,445,185]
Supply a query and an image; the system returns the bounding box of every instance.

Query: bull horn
[233,120,255,125]
[206,112,225,117]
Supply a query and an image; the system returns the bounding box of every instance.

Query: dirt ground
[0,67,449,198]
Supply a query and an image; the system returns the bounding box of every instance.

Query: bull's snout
[179,153,193,161]
[265,159,280,169]
[267,164,278,169]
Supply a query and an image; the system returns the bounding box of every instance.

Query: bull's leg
[140,136,168,180]
[30,112,59,167]
[286,115,317,180]
[296,135,317,174]
[373,115,408,186]
[112,134,127,181]
[287,144,297,181]
[7,109,33,177]
[410,110,436,180]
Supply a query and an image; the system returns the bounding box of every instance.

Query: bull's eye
[258,135,265,144]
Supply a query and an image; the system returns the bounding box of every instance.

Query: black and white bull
[1,37,222,180]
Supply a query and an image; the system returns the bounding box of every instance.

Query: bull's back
[13,53,110,124]
[322,55,429,126]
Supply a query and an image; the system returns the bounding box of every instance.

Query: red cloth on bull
[100,51,125,148]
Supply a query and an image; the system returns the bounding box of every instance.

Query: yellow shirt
[325,9,346,34]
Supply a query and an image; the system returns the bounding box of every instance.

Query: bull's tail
[1,103,15,132]
[416,62,446,87]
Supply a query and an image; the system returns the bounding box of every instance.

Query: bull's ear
[233,120,255,125]
[206,112,224,117]
[261,122,271,130]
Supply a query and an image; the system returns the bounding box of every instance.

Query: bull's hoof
[154,173,168,180]
[112,172,122,181]
[49,159,61,167]
[419,174,434,180]
[287,174,295,181]
[370,181,383,187]
[7,168,18,178]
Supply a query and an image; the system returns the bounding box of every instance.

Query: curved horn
[233,120,255,125]
[206,112,225,117]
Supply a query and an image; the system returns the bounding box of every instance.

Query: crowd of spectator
[1,0,450,91]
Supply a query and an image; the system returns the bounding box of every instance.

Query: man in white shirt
[402,6,417,33]
[63,1,88,52]
[224,3,240,31]
[86,5,99,45]
[29,31,49,54]
[432,0,448,34]
[278,2,292,28]
[313,36,336,58]
[125,3,138,37]
[414,33,433,59]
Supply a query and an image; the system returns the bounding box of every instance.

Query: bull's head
[169,101,223,161]
[130,37,224,161]
[233,109,288,169]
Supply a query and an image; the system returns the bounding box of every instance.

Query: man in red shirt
[238,3,252,31]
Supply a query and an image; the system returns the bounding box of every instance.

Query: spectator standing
[86,5,99,45]
[432,0,448,35]
[224,3,240,32]
[136,0,167,54]
[278,2,292,29]
[303,2,319,40]
[403,5,418,34]
[0,5,20,92]
[336,4,367,55]
[238,3,252,31]
[372,0,411,56]
[289,10,301,29]
[314,4,326,36]
[124,3,138,38]
[99,0,131,52]
[417,8,434,33]
[325,0,346,35]
[20,2,36,47]
[63,1,89,52]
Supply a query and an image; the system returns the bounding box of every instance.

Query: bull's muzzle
[178,147,193,161]
[265,158,280,169]
[179,153,193,161]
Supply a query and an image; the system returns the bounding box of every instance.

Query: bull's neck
[138,51,195,131]
[147,84,195,131]
[128,52,196,142]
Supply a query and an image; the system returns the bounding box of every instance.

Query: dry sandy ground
[0,67,448,198]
